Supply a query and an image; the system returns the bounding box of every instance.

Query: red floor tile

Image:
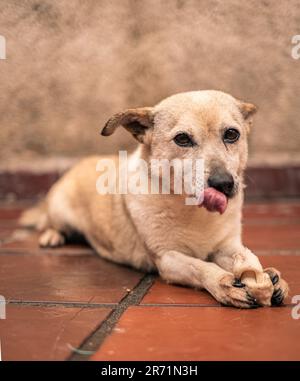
[243,202,300,220]
[141,279,218,305]
[1,239,95,256]
[0,253,143,303]
[0,228,95,255]
[0,227,15,241]
[244,224,300,250]
[0,305,111,360]
[93,306,300,361]
[0,207,25,222]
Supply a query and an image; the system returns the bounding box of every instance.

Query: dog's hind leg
[19,201,49,231]
[20,202,67,248]
[39,228,65,247]
[33,181,80,248]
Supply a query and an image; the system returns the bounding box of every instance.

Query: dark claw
[246,292,260,308]
[249,303,260,309]
[271,288,284,306]
[270,274,279,285]
[233,279,245,288]
[273,288,282,297]
[246,292,255,302]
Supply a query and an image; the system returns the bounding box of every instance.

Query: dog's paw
[39,228,65,248]
[217,274,261,309]
[264,267,289,306]
[239,271,274,307]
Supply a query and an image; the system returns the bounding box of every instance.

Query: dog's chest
[161,214,226,259]
[127,195,233,259]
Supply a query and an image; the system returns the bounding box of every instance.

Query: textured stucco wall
[0,0,300,165]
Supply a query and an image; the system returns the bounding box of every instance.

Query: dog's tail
[19,201,49,231]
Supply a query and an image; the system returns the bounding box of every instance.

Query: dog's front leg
[212,245,289,306]
[155,251,260,308]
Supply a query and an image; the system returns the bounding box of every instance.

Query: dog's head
[101,90,256,212]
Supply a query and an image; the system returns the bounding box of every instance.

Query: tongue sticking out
[198,187,228,214]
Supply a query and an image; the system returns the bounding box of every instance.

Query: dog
[20,90,289,308]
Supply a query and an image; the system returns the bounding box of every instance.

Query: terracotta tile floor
[0,201,300,360]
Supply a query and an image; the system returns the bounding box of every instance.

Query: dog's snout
[208,170,235,198]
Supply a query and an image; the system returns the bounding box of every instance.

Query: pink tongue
[198,187,228,214]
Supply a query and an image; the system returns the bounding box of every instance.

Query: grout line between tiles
[7,300,294,309]
[0,248,94,256]
[139,303,221,307]
[139,303,294,308]
[68,274,156,361]
[244,219,300,226]
[7,300,117,308]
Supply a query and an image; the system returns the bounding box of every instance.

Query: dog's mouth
[197,187,228,214]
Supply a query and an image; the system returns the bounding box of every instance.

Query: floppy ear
[238,101,257,120]
[101,107,154,143]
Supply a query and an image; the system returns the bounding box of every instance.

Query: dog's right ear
[101,107,154,144]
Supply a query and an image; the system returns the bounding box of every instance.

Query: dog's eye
[173,133,195,147]
[223,128,240,143]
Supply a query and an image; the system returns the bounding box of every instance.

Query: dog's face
[101,90,256,201]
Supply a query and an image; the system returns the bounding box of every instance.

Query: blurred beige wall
[0,0,300,166]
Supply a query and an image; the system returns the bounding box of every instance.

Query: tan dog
[21,90,289,308]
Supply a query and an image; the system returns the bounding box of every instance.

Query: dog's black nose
[208,170,235,197]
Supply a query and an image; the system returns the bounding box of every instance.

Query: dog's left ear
[101,107,154,143]
[238,101,257,120]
